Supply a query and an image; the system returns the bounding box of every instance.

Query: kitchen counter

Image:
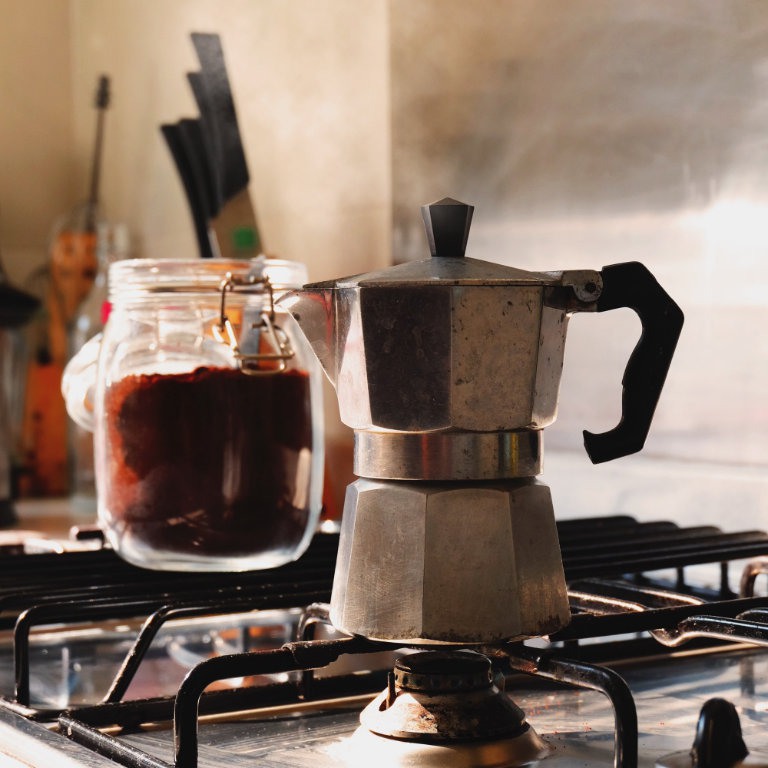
[8,497,97,541]
[11,448,768,542]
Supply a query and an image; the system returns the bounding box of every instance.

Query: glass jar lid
[108,257,307,302]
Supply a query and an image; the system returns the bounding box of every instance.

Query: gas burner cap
[395,650,493,693]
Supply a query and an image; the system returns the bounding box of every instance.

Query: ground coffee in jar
[63,258,324,571]
[104,366,313,560]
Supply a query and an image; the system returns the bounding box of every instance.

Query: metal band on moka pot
[353,429,543,481]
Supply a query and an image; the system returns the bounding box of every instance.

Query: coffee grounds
[103,366,313,561]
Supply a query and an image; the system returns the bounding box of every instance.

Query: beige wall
[2,0,391,286]
[70,0,392,283]
[0,0,75,286]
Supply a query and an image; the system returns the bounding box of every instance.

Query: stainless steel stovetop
[51,647,768,767]
[2,515,768,768]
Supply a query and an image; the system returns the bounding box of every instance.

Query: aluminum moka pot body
[301,276,574,435]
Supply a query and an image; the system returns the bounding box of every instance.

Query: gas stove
[2,515,768,767]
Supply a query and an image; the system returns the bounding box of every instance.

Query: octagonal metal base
[329,478,570,644]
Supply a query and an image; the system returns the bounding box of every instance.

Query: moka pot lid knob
[420,197,474,259]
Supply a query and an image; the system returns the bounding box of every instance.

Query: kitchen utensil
[68,222,131,513]
[186,70,225,218]
[189,32,250,204]
[18,74,110,499]
[190,32,260,258]
[161,121,217,259]
[281,197,684,644]
[162,33,260,259]
[48,74,110,360]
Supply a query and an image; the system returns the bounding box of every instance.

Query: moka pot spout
[278,286,342,389]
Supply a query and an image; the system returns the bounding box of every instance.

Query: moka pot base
[329,477,570,645]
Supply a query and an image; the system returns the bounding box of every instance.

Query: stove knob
[691,699,748,768]
[656,698,763,768]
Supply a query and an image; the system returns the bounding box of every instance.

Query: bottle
[69,222,130,515]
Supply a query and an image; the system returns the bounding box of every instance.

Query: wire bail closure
[213,272,294,375]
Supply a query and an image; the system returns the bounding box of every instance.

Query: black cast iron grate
[2,516,768,768]
[1,531,340,719]
[5,516,768,718]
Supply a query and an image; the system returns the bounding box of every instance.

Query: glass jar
[63,257,324,571]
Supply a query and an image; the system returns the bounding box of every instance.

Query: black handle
[160,123,216,259]
[190,32,250,202]
[583,262,684,464]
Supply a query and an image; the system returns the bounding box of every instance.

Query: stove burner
[393,650,495,696]
[8,516,768,768]
[359,650,542,741]
[352,651,550,767]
